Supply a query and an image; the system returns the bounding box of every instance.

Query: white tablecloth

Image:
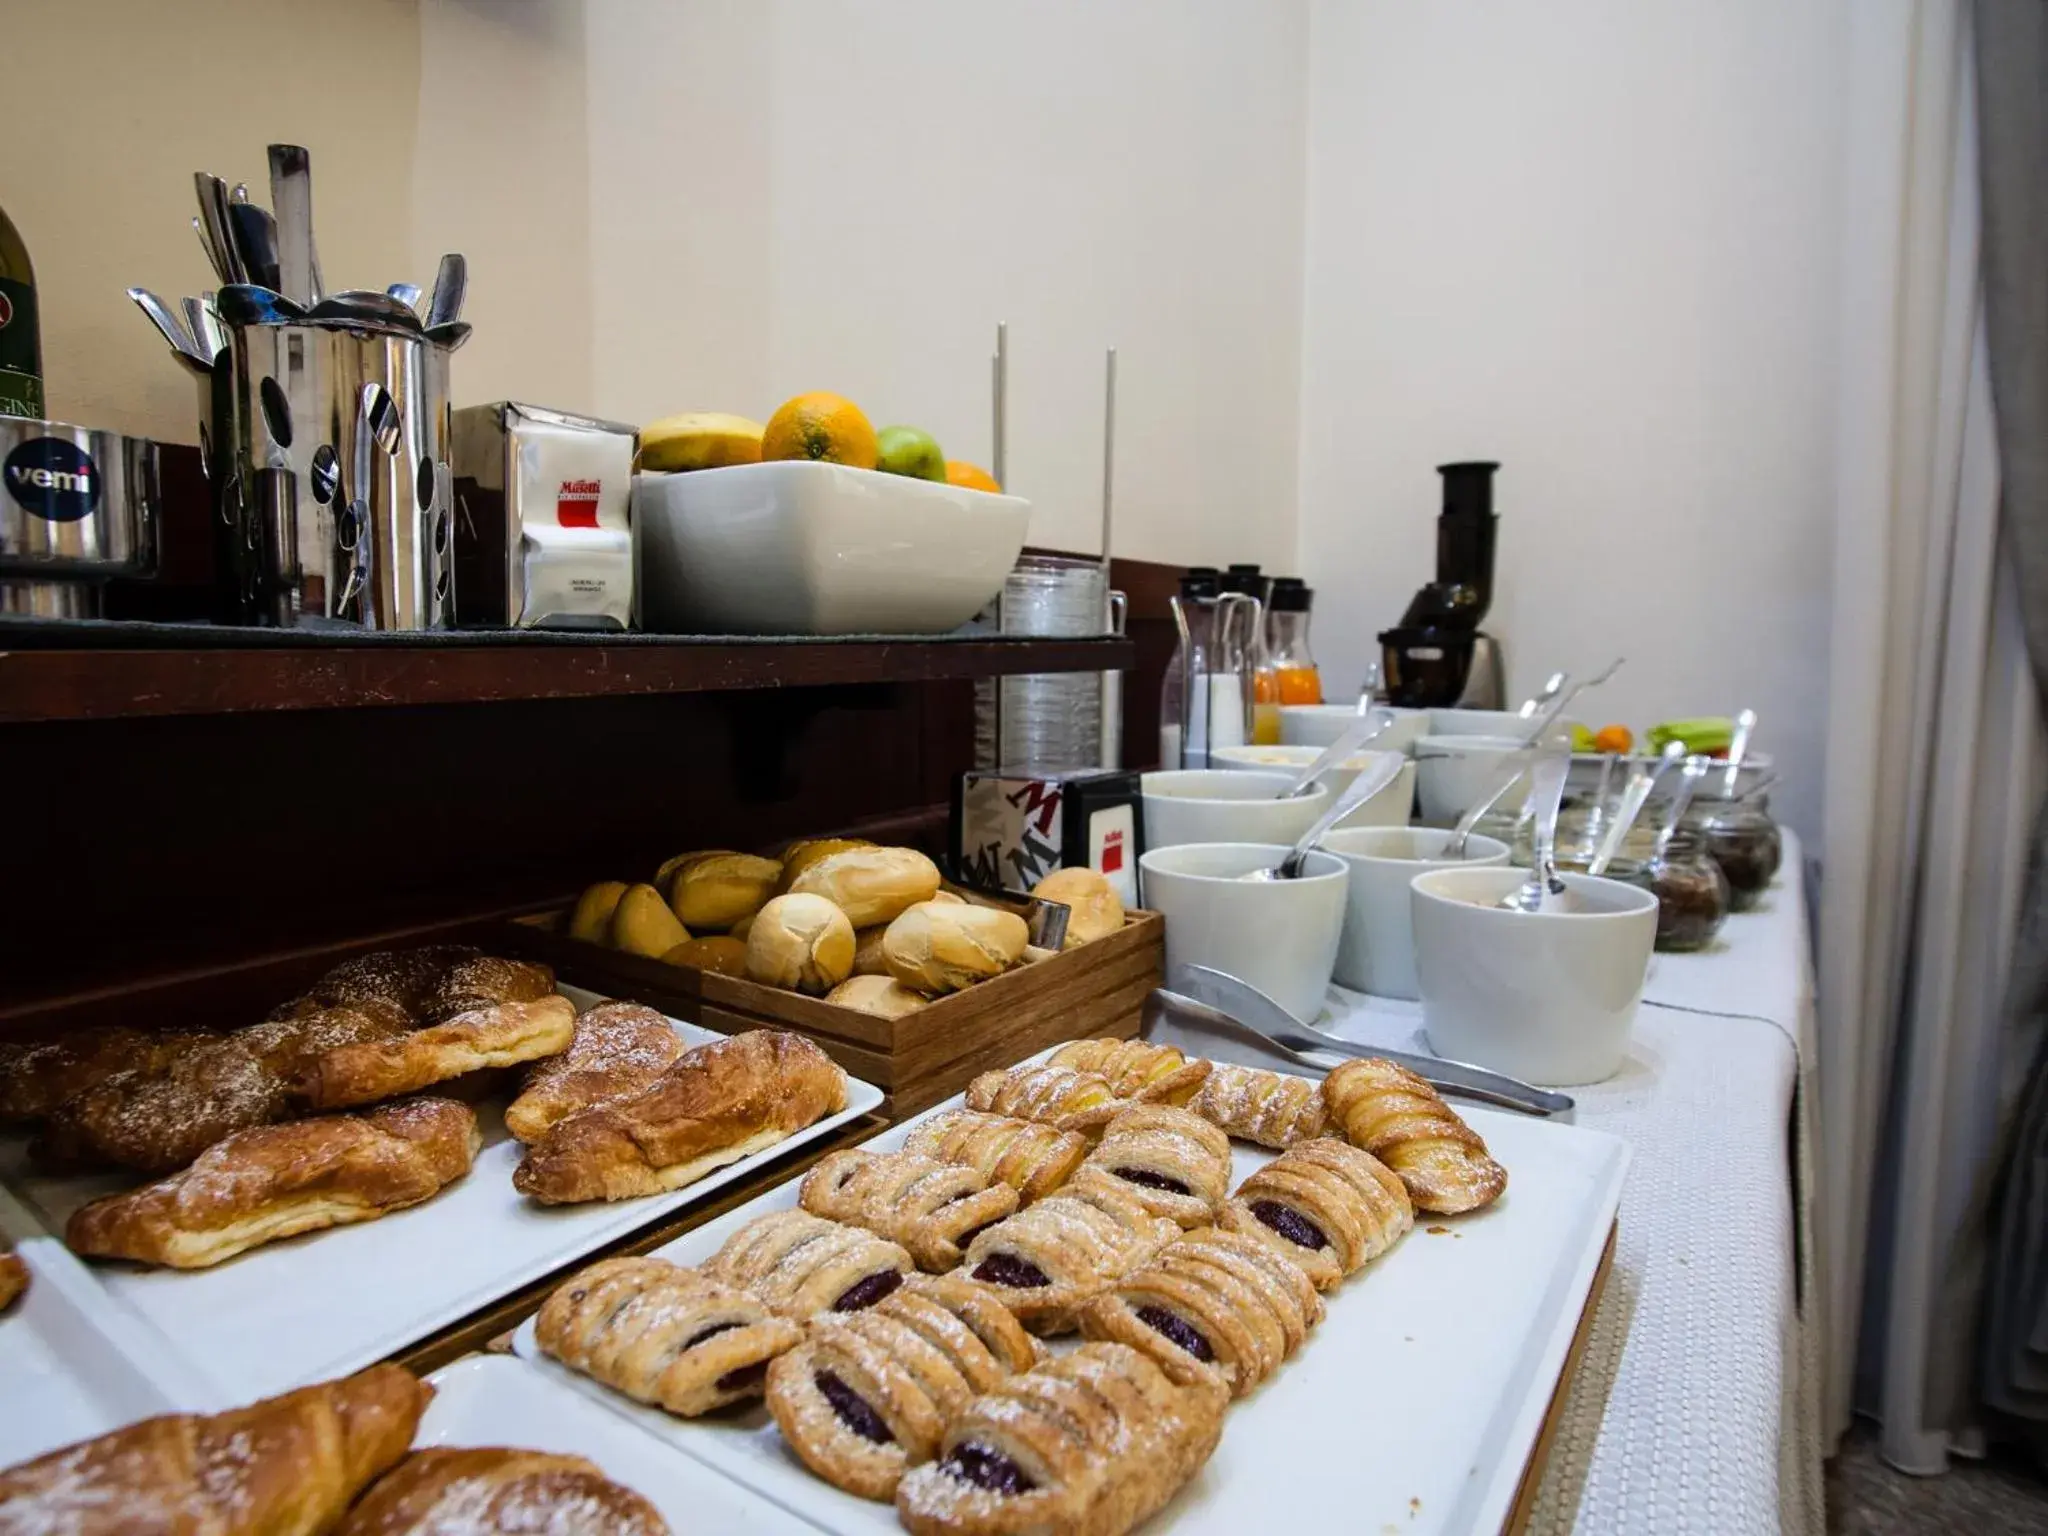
[1160,832,1822,1535]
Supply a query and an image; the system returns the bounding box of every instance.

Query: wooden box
[503,908,1164,1116]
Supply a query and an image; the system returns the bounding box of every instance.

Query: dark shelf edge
[0,636,1133,724]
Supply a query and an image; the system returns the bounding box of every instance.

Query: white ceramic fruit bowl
[634,461,1031,634]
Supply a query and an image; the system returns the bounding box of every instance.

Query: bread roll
[930,889,966,905]
[883,901,1029,994]
[777,837,873,892]
[851,924,890,976]
[667,852,782,930]
[790,845,942,928]
[611,883,691,958]
[826,975,930,1020]
[1031,867,1126,945]
[664,935,750,977]
[568,881,629,944]
[747,893,856,994]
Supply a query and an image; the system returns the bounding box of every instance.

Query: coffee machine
[1377,461,1506,708]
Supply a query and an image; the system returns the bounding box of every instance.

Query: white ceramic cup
[1408,866,1659,1085]
[1281,704,1428,756]
[1208,745,1416,827]
[1412,734,1528,823]
[1140,769,1331,851]
[1139,841,1349,1022]
[1322,826,1512,999]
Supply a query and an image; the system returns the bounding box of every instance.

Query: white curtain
[1819,0,2046,1470]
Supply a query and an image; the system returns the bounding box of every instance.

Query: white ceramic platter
[513,1052,1628,1536]
[419,1355,823,1533]
[0,988,883,1405]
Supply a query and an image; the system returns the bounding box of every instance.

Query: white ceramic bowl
[1140,769,1332,851]
[1139,842,1349,1022]
[1412,734,1528,823]
[1280,704,1428,756]
[1409,866,1659,1084]
[1322,826,1512,1000]
[1208,745,1415,827]
[634,461,1031,634]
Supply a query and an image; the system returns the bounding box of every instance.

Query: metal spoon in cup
[1443,756,1531,859]
[1520,655,1626,745]
[1273,708,1394,798]
[1518,671,1568,719]
[1587,741,1686,875]
[1719,707,1758,797]
[1499,748,1576,912]
[1244,753,1410,881]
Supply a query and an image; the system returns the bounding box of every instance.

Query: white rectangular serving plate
[0,988,882,1406]
[513,1053,1629,1536]
[0,1186,190,1466]
[420,1355,824,1533]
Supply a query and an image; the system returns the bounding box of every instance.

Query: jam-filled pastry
[896,1341,1228,1536]
[1079,1227,1321,1397]
[1220,1137,1414,1289]
[534,1255,802,1416]
[703,1209,914,1319]
[964,1063,1124,1132]
[765,1275,1038,1501]
[899,1108,1087,1202]
[1187,1061,1328,1148]
[1322,1057,1507,1214]
[799,1149,1020,1272]
[1071,1104,1232,1228]
[1047,1038,1211,1105]
[961,1177,1178,1334]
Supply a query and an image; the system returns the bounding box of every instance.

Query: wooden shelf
[0,634,1131,724]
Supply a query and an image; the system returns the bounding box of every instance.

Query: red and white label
[556,477,602,528]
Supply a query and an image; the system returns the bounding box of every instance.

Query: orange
[945,459,1002,493]
[1594,724,1634,754]
[760,392,879,469]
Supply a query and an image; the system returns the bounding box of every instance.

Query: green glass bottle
[0,202,44,420]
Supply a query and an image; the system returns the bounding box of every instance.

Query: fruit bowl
[633,460,1031,634]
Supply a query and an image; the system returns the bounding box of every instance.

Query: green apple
[875,424,947,481]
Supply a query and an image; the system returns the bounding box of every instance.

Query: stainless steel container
[211,319,455,629]
[0,417,161,617]
[975,554,1111,770]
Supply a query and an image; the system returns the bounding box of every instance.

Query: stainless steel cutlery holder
[210,321,455,629]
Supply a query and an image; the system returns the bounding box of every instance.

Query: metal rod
[992,320,1009,490]
[1100,346,1117,567]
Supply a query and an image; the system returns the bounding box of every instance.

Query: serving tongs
[1153,963,1574,1118]
[938,873,1072,952]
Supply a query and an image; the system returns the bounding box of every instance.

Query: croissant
[765,1275,1038,1501]
[1080,1226,1323,1397]
[513,1029,846,1205]
[66,1097,480,1270]
[535,1255,802,1416]
[895,1342,1227,1536]
[1187,1061,1328,1147]
[899,1108,1087,1201]
[337,1446,667,1535]
[1321,1058,1507,1214]
[1220,1137,1413,1289]
[293,996,578,1112]
[0,1026,198,1125]
[800,1148,1020,1271]
[0,1363,429,1534]
[290,945,487,1020]
[964,1063,1124,1132]
[1047,1038,1211,1105]
[1071,1104,1233,1228]
[503,1001,686,1143]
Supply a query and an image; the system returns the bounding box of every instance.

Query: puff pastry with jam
[1220,1137,1414,1289]
[1046,1038,1211,1106]
[703,1210,914,1320]
[534,1256,802,1415]
[1071,1104,1232,1228]
[960,1177,1178,1334]
[765,1274,1038,1501]
[896,1341,1227,1536]
[799,1149,1019,1273]
[899,1108,1087,1202]
[1187,1061,1328,1148]
[1080,1227,1322,1397]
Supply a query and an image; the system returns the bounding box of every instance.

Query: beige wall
[9,0,421,445]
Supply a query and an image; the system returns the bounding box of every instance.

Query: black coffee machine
[1377,461,1507,708]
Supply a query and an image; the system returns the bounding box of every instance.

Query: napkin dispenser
[951,766,1144,909]
[450,401,635,629]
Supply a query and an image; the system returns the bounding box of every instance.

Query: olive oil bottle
[0,201,43,419]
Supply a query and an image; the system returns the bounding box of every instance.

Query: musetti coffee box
[951,767,1143,907]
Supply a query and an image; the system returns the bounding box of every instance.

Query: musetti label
[4,437,99,521]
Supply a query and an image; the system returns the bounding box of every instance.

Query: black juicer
[1377,461,1507,708]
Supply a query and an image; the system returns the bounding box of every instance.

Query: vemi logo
[4,437,100,521]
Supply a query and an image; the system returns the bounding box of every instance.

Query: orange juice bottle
[1266,578,1322,709]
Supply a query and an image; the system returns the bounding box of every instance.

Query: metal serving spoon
[1520,655,1625,745]
[1273,708,1393,798]
[1245,754,1409,881]
[1443,757,1531,859]
[1517,671,1568,719]
[1587,741,1685,875]
[1499,748,1575,912]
